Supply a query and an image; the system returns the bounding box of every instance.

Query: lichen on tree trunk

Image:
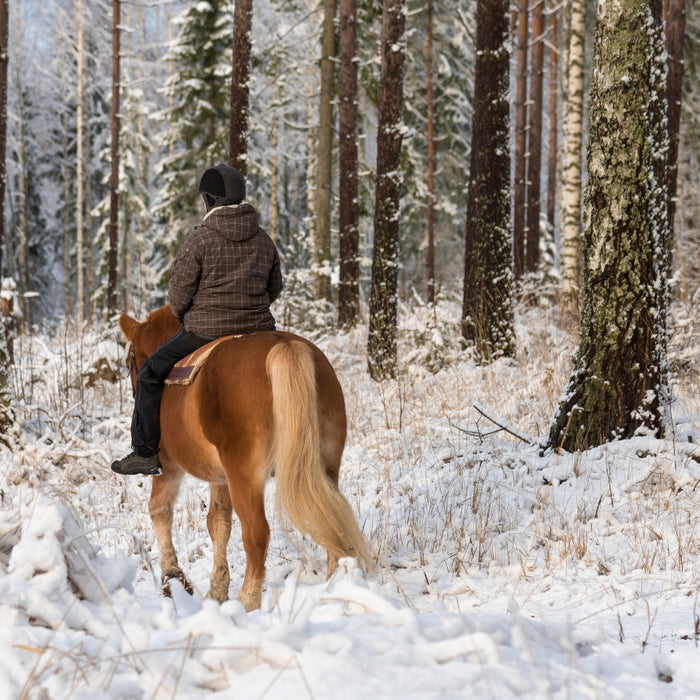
[548,0,669,451]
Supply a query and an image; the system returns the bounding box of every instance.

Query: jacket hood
[202,202,259,242]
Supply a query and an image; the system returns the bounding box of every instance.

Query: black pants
[131,328,213,455]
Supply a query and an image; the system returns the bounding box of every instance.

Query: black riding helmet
[198,163,246,212]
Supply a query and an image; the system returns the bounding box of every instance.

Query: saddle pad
[165,334,240,386]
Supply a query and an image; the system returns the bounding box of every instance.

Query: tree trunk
[664,0,686,254]
[548,0,669,451]
[0,0,5,280]
[462,0,515,361]
[546,4,558,235]
[15,60,28,328]
[559,0,586,309]
[337,0,360,329]
[315,0,336,302]
[269,103,279,243]
[107,0,121,319]
[76,0,85,323]
[0,0,12,436]
[229,0,252,174]
[525,0,545,273]
[426,0,436,303]
[513,0,528,279]
[62,113,71,318]
[367,0,406,380]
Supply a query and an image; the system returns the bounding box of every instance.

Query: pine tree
[229,0,252,174]
[461,0,514,361]
[548,0,668,451]
[337,0,360,329]
[367,0,406,380]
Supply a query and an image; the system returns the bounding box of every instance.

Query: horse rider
[111,163,283,476]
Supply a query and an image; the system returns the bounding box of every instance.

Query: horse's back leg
[206,483,232,602]
[226,465,269,612]
[149,470,192,595]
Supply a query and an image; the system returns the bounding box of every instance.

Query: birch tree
[548,0,668,451]
[559,0,586,308]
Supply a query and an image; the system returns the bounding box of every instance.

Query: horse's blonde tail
[266,340,371,571]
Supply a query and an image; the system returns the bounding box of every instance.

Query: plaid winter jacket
[168,203,283,337]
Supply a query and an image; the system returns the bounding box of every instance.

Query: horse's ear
[118,313,139,341]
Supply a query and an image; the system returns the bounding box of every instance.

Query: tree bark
[0,0,6,280]
[548,0,669,451]
[559,0,586,309]
[513,0,528,279]
[107,0,121,319]
[664,0,686,254]
[426,0,436,303]
[525,0,545,273]
[367,0,406,380]
[462,0,515,361]
[0,0,12,435]
[76,0,85,323]
[337,0,360,329]
[314,0,336,302]
[229,0,252,174]
[546,4,558,235]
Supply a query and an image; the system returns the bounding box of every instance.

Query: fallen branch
[464,402,542,447]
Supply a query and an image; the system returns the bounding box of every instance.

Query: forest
[1,0,700,695]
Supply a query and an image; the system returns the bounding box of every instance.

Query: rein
[125,341,138,397]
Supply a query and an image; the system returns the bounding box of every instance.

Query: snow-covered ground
[2,300,700,698]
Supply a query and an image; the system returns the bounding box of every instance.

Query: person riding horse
[111,164,283,476]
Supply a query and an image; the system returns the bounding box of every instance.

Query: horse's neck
[145,306,182,353]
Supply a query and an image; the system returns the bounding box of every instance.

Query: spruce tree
[156,0,233,262]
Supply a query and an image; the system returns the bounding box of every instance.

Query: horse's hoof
[161,570,193,597]
[205,585,229,604]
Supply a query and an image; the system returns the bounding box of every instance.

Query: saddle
[165,335,240,386]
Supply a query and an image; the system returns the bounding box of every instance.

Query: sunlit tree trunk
[548,0,668,451]
[559,0,586,309]
[368,0,406,380]
[315,0,336,302]
[229,0,252,173]
[337,0,360,329]
[462,0,514,361]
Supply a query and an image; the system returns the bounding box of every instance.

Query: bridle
[125,341,138,397]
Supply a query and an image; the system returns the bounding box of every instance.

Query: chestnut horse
[118,305,371,611]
